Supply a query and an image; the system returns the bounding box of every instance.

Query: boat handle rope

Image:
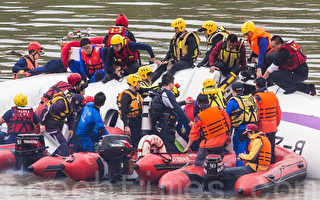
[182,152,191,167]
[156,152,172,164]
[65,154,75,163]
[264,160,303,184]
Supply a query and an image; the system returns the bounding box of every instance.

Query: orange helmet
[115,13,129,27]
[67,73,82,86]
[27,42,43,53]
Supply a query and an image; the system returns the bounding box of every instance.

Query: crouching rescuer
[183,94,231,166]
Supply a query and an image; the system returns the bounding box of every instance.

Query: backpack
[149,89,164,122]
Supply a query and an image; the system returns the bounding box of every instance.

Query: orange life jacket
[198,106,229,140]
[117,89,143,119]
[24,56,38,70]
[248,133,272,169]
[254,91,280,133]
[245,27,273,56]
[81,46,104,78]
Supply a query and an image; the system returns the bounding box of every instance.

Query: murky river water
[0,0,320,199]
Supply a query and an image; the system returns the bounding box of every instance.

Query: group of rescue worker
[3,14,316,184]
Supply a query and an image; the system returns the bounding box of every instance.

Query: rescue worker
[102,13,136,47]
[183,94,231,167]
[153,18,200,81]
[102,34,161,83]
[150,73,193,152]
[12,43,66,77]
[209,34,246,76]
[197,20,229,68]
[201,78,226,109]
[253,77,281,163]
[76,92,108,152]
[0,93,40,144]
[12,42,43,78]
[137,66,160,98]
[40,94,84,156]
[79,38,105,81]
[223,123,271,185]
[117,74,143,148]
[241,21,276,77]
[35,73,86,116]
[226,82,258,166]
[263,35,316,95]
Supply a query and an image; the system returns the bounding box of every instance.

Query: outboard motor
[98,135,134,182]
[15,134,46,170]
[204,154,224,180]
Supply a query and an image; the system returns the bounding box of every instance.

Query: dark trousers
[269,63,310,94]
[152,60,193,82]
[45,120,69,156]
[46,129,69,156]
[30,59,67,75]
[262,51,277,74]
[222,165,254,189]
[103,62,140,83]
[128,116,142,149]
[266,131,276,164]
[155,124,178,153]
[215,60,241,76]
[195,146,224,167]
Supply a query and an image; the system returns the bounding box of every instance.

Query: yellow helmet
[138,66,153,80]
[201,21,217,35]
[14,93,28,107]
[127,74,142,86]
[110,34,124,46]
[171,18,186,32]
[203,78,216,88]
[241,21,256,35]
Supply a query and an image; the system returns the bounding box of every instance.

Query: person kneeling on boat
[262,35,316,95]
[0,93,40,144]
[222,123,271,184]
[183,94,231,166]
[75,92,108,152]
[102,34,161,84]
[208,34,246,77]
[40,94,84,156]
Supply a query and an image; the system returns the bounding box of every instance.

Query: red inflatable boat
[135,153,197,184]
[0,144,16,171]
[28,156,65,178]
[158,146,307,196]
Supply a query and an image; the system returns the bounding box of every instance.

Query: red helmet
[67,73,82,86]
[115,13,128,28]
[83,96,94,105]
[27,42,43,53]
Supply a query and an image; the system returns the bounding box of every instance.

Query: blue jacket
[12,56,35,73]
[226,96,246,131]
[76,102,108,140]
